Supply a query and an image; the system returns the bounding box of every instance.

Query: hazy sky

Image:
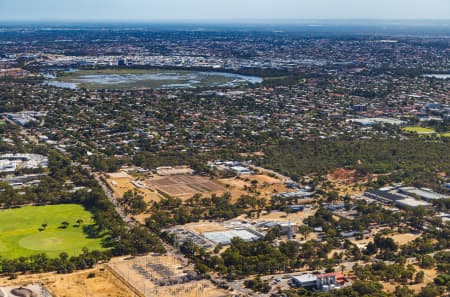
[0,0,449,21]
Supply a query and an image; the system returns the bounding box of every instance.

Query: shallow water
[423,74,450,79]
[46,70,263,89]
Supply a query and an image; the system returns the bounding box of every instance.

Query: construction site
[147,175,226,200]
[103,162,308,208]
[104,168,227,202]
[215,163,298,202]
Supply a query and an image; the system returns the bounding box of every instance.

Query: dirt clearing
[147,175,226,200]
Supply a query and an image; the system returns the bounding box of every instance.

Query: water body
[423,74,450,79]
[45,81,78,89]
[45,69,263,90]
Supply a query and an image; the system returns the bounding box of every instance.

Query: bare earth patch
[381,266,438,293]
[388,233,421,246]
[0,267,135,297]
[217,174,291,202]
[147,175,226,200]
[105,172,161,203]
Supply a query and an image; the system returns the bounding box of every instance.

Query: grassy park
[402,126,450,137]
[0,204,106,258]
[402,126,436,133]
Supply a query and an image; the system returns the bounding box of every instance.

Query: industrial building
[292,274,318,289]
[258,221,298,235]
[0,154,48,173]
[398,187,450,201]
[395,198,432,209]
[230,166,253,176]
[352,104,368,112]
[292,272,345,291]
[0,173,47,188]
[156,166,194,176]
[349,117,406,126]
[168,223,264,249]
[202,228,261,245]
[364,189,404,203]
[288,205,306,212]
[209,160,253,176]
[5,111,43,126]
[362,187,437,209]
[274,189,315,200]
[327,203,347,211]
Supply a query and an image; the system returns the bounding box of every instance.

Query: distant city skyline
[0,0,450,22]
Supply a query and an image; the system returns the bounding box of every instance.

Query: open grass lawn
[438,132,450,137]
[402,126,450,137]
[402,126,436,133]
[0,204,106,258]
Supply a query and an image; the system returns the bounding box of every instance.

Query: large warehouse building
[202,228,261,245]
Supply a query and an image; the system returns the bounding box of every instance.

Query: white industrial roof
[399,187,449,200]
[396,198,431,208]
[293,274,317,283]
[202,229,260,245]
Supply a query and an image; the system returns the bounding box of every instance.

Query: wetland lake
[46,69,263,90]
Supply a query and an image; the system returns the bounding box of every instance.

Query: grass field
[402,126,450,137]
[402,126,436,133]
[0,204,106,258]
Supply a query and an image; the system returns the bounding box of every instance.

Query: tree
[298,225,312,240]
[279,241,301,258]
[394,285,415,297]
[181,239,200,258]
[365,241,378,255]
[418,284,442,297]
[244,277,270,293]
[121,190,147,215]
[419,255,435,269]
[415,271,425,284]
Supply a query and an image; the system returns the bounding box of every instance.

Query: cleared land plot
[190,222,229,234]
[0,204,105,258]
[249,209,318,225]
[147,175,226,199]
[48,268,136,297]
[0,267,136,297]
[105,172,161,203]
[326,168,372,197]
[109,255,229,297]
[217,174,291,202]
[381,266,438,293]
[402,126,450,137]
[403,126,436,133]
[388,233,421,246]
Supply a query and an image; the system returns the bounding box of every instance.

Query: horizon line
[1,18,450,24]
